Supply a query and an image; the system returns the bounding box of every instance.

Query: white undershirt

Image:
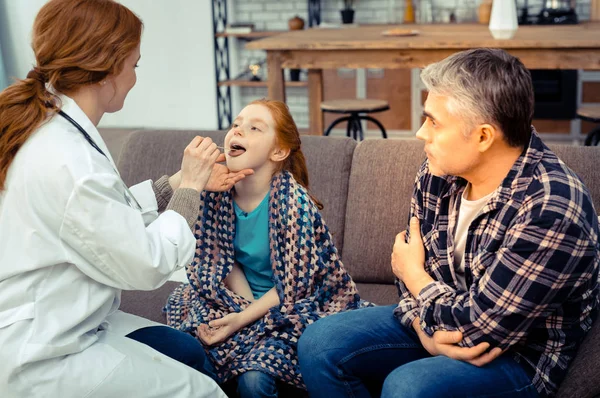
[452,184,495,290]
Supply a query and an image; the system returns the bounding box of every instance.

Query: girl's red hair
[249,99,323,209]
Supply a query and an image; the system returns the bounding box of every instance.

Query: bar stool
[577,105,600,146]
[321,99,389,141]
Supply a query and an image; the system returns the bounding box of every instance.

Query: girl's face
[224,104,281,173]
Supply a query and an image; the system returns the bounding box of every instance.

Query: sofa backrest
[342,140,600,285]
[116,132,600,282]
[300,136,357,254]
[117,130,356,253]
[118,130,216,185]
[548,144,600,209]
[342,139,426,282]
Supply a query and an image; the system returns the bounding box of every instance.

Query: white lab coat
[0,95,225,397]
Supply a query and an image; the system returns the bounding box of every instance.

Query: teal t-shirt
[233,193,274,300]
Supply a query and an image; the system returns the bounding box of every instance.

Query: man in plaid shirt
[298,48,599,398]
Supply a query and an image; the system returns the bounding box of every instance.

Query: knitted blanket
[165,171,363,388]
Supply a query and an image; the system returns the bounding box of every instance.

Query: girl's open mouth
[228,143,246,157]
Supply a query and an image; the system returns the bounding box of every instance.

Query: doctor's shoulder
[23,116,112,177]
[8,117,116,204]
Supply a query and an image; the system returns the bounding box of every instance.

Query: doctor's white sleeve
[58,172,197,291]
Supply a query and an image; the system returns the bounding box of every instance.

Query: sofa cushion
[548,144,600,210]
[342,139,425,283]
[120,282,401,323]
[117,130,356,254]
[548,144,600,398]
[356,283,399,306]
[300,136,357,254]
[119,281,178,324]
[556,317,600,398]
[342,141,600,281]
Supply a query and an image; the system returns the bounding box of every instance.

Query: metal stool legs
[348,114,364,140]
[360,115,387,139]
[324,116,352,136]
[323,112,387,141]
[584,125,600,146]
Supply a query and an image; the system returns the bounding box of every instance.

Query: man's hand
[392,217,426,281]
[392,217,432,296]
[412,318,503,367]
[204,153,253,192]
[197,313,242,346]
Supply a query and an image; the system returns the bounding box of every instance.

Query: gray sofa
[104,129,600,398]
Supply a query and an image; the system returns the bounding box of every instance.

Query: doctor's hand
[168,156,253,192]
[412,318,503,367]
[179,136,221,192]
[204,153,254,192]
[169,156,253,192]
[197,313,243,346]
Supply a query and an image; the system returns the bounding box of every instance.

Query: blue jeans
[126,325,218,382]
[236,370,278,398]
[298,305,539,398]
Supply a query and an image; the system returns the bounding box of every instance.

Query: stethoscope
[58,110,143,211]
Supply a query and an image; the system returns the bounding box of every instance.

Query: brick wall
[227,0,591,130]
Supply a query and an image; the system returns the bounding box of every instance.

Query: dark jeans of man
[298,305,539,398]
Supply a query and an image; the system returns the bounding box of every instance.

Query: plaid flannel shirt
[393,131,599,397]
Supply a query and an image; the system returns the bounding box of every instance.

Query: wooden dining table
[246,22,600,135]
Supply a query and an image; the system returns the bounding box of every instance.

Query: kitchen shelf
[215,31,285,39]
[212,0,321,129]
[218,79,308,87]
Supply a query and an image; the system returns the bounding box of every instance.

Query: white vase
[488,0,518,40]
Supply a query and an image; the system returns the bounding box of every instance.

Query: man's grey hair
[420,48,534,148]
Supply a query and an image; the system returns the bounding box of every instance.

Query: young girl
[166,99,365,397]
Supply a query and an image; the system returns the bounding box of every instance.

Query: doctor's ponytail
[0,0,142,191]
[0,69,54,191]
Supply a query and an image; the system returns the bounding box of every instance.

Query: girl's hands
[197,313,243,346]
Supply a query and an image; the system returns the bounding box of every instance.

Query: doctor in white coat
[0,0,252,397]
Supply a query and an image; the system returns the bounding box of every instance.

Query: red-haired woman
[166,99,366,397]
[0,1,251,396]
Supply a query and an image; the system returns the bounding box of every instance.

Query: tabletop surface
[246,22,600,51]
